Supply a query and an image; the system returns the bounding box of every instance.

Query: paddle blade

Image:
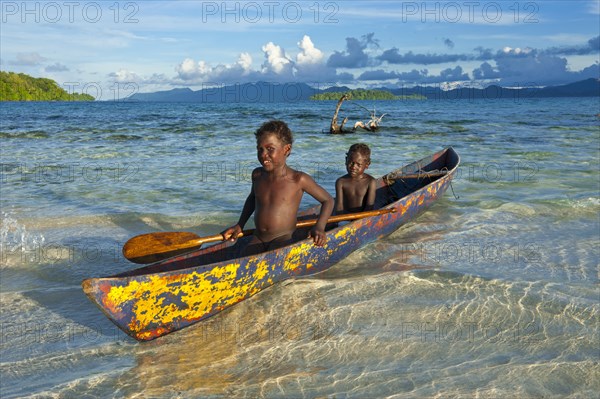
[123,232,204,264]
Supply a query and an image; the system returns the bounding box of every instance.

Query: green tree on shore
[0,71,94,101]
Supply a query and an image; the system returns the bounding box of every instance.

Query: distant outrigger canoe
[82,147,460,341]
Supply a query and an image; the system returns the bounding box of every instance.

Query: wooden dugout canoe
[82,147,460,341]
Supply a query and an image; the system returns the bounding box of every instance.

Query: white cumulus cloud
[261,42,292,75]
[108,69,144,82]
[176,58,211,80]
[237,52,253,72]
[164,36,350,85]
[175,52,255,83]
[296,35,323,65]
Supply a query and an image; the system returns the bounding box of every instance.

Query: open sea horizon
[1,97,599,398]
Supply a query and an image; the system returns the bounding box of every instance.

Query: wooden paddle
[123,208,396,264]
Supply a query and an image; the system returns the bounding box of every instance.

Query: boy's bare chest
[344,178,370,195]
[254,177,303,203]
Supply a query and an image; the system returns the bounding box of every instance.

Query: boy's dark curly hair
[347,143,371,161]
[255,120,293,145]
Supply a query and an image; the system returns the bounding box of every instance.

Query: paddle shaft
[123,208,395,264]
[230,207,397,240]
[162,208,394,247]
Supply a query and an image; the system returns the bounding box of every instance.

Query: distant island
[310,89,425,100]
[126,79,600,103]
[0,71,94,101]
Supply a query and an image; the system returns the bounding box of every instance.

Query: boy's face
[256,133,291,171]
[345,151,370,177]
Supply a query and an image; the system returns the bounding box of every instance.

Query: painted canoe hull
[82,147,460,341]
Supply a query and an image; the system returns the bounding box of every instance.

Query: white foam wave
[570,197,600,209]
[0,212,45,267]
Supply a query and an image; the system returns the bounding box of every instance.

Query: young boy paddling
[335,143,377,214]
[221,120,334,254]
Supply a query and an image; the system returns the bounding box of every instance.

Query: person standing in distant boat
[221,120,334,254]
[335,143,377,214]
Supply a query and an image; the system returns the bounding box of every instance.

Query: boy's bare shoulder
[293,168,312,183]
[336,174,351,184]
[251,167,264,180]
[365,173,377,188]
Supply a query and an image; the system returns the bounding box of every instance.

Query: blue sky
[1,1,598,99]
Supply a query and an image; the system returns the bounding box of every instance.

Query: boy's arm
[334,178,344,214]
[236,189,256,229]
[300,173,334,246]
[221,189,255,241]
[364,176,377,211]
[221,169,259,241]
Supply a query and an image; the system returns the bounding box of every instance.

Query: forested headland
[0,71,94,101]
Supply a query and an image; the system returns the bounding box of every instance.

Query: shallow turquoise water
[1,98,599,398]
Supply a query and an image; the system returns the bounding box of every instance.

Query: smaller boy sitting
[335,143,377,214]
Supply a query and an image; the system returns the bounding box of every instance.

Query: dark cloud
[377,44,501,65]
[376,35,599,67]
[377,48,472,65]
[10,52,47,66]
[578,63,600,78]
[361,35,598,86]
[326,37,369,68]
[473,53,599,86]
[474,47,495,61]
[45,63,69,72]
[363,33,380,48]
[542,35,600,56]
[439,66,469,81]
[376,45,546,65]
[444,38,455,49]
[327,33,379,68]
[325,33,600,87]
[357,66,471,84]
[472,62,501,80]
[357,69,401,80]
[396,69,431,82]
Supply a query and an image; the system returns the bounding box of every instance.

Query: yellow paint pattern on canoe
[253,260,270,282]
[284,241,314,272]
[104,260,271,334]
[403,197,415,213]
[427,183,439,196]
[334,224,356,247]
